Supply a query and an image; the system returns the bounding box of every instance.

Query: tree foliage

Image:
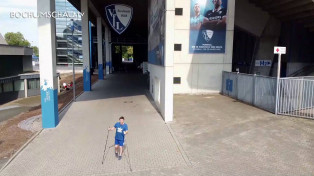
[122,46,133,59]
[4,32,31,47]
[32,46,39,56]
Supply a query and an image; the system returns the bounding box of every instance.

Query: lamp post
[70,19,76,101]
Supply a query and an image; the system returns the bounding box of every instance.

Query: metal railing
[222,72,276,113]
[278,77,314,119]
[222,72,314,119]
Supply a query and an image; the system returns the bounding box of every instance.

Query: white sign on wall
[255,60,272,67]
[274,46,286,54]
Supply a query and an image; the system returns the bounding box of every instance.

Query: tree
[31,46,39,56]
[127,46,133,55]
[4,32,31,47]
[122,46,133,59]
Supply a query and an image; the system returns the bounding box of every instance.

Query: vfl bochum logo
[105,4,133,35]
[202,30,214,42]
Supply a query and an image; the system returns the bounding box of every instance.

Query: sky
[0,0,38,46]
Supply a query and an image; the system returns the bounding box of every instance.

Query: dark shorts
[115,139,124,146]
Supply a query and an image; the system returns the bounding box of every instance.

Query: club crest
[202,30,214,42]
[105,4,133,35]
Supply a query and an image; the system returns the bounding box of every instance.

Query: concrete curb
[144,89,192,166]
[166,123,192,167]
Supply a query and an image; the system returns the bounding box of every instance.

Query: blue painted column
[109,31,113,74]
[38,0,59,128]
[97,17,104,80]
[89,21,93,70]
[105,28,110,75]
[81,0,91,91]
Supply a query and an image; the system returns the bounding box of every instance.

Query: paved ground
[1,73,314,175]
[0,73,187,176]
[169,94,314,175]
[107,94,314,176]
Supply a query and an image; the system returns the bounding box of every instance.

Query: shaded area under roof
[250,0,314,32]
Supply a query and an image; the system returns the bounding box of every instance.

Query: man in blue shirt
[108,116,128,160]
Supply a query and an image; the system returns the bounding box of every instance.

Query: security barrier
[278,77,314,119]
[222,72,314,119]
[222,71,276,113]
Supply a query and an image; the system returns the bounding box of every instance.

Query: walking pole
[123,137,132,172]
[102,126,110,164]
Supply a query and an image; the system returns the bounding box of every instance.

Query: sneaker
[115,153,118,158]
[118,156,122,160]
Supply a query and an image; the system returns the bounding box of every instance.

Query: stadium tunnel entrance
[38,0,155,129]
[68,0,149,74]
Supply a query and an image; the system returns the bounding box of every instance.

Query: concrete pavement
[1,73,314,175]
[109,94,314,176]
[0,73,187,176]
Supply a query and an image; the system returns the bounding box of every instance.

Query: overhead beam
[252,0,275,6]
[275,5,314,18]
[260,0,294,10]
[268,0,312,12]
[249,0,268,4]
[282,10,314,21]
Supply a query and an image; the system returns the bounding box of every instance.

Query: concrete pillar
[163,0,175,122]
[105,27,110,75]
[223,0,235,72]
[97,17,104,80]
[38,0,59,128]
[57,75,60,93]
[109,31,112,74]
[109,45,112,73]
[24,79,28,98]
[81,0,91,91]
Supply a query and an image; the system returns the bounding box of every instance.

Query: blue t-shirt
[114,122,128,140]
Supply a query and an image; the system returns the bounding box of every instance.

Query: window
[173,77,181,84]
[14,80,24,91]
[175,8,183,16]
[174,44,182,51]
[28,79,40,90]
[3,82,13,92]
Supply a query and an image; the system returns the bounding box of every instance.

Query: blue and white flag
[105,4,133,35]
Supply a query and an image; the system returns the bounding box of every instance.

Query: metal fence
[278,77,314,119]
[222,72,314,119]
[222,71,276,113]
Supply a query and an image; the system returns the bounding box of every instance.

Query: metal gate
[222,72,314,119]
[278,77,314,119]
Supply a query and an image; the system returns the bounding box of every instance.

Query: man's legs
[119,146,123,156]
[115,139,119,157]
[115,145,119,154]
[118,140,124,160]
